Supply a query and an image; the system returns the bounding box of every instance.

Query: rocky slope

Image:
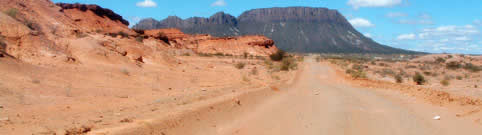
[133,7,417,54]
[144,28,277,56]
[0,0,277,65]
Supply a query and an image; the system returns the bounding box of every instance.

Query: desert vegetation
[320,53,482,99]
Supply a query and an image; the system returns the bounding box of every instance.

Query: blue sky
[52,0,482,54]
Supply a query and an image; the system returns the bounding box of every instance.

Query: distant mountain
[133,7,418,54]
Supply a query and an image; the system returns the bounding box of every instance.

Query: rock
[0,105,3,109]
[433,115,441,120]
[0,117,9,122]
[56,3,129,26]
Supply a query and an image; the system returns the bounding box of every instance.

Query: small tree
[413,72,426,85]
[269,50,285,61]
[395,75,403,83]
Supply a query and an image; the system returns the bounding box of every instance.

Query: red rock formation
[56,3,134,35]
[145,28,278,56]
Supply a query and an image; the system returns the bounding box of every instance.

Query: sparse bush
[447,55,453,59]
[109,31,129,38]
[446,61,462,70]
[121,68,130,76]
[350,70,367,79]
[136,36,144,43]
[456,75,463,80]
[181,53,191,56]
[250,68,258,75]
[133,29,145,35]
[198,53,213,57]
[214,52,225,56]
[435,57,446,63]
[235,62,246,69]
[463,63,481,72]
[423,71,432,76]
[395,75,403,83]
[352,64,364,71]
[4,8,18,18]
[405,65,417,69]
[346,68,366,79]
[269,50,285,61]
[381,68,395,77]
[281,57,297,71]
[243,52,249,59]
[0,39,6,52]
[440,79,450,86]
[32,79,40,84]
[157,32,169,43]
[24,20,37,30]
[117,31,129,38]
[413,72,426,85]
[75,31,87,38]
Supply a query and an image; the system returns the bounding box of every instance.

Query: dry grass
[234,62,246,69]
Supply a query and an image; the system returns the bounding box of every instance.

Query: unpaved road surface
[100,57,482,135]
[216,57,482,135]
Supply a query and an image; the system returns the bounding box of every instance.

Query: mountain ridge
[133,7,419,54]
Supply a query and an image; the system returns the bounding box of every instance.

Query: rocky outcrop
[56,3,129,26]
[134,7,418,54]
[145,28,277,56]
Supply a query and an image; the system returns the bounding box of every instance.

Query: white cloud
[364,33,373,38]
[386,12,407,18]
[395,13,433,25]
[349,18,375,27]
[136,0,157,8]
[455,36,471,41]
[348,0,403,9]
[211,0,227,7]
[474,20,482,26]
[397,24,482,54]
[421,25,479,37]
[396,33,416,40]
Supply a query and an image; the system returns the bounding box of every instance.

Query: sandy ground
[92,56,482,135]
[0,56,296,134]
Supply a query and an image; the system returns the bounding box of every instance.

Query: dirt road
[98,57,481,135]
[215,57,482,135]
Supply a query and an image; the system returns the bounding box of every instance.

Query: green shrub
[269,50,285,61]
[281,57,297,71]
[423,71,432,76]
[456,76,463,80]
[463,63,481,72]
[4,8,18,18]
[413,72,426,85]
[234,62,245,69]
[118,31,129,38]
[136,36,144,43]
[435,57,446,63]
[440,79,450,86]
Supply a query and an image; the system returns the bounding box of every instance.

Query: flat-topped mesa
[145,28,278,56]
